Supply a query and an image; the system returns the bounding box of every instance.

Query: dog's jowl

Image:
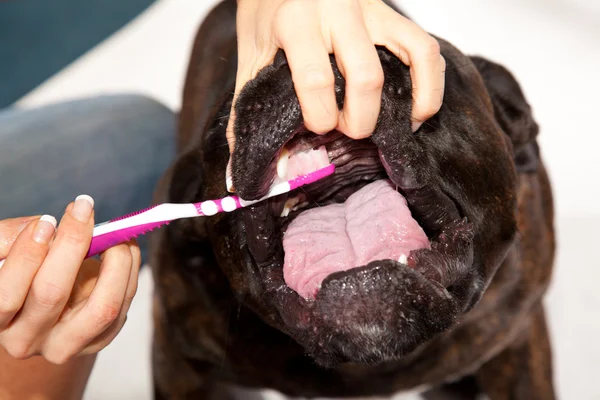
[150,1,555,399]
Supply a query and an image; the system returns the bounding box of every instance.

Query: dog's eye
[514,141,539,173]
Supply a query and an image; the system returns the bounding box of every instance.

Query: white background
[17,0,600,398]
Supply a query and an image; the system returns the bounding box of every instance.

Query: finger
[275,0,338,134]
[11,196,94,344]
[331,2,384,139]
[410,50,445,132]
[0,216,56,331]
[0,216,40,259]
[79,241,141,356]
[225,93,239,156]
[227,24,278,193]
[120,241,140,317]
[43,243,134,362]
[367,6,445,130]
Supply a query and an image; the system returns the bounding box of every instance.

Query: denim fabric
[0,94,176,262]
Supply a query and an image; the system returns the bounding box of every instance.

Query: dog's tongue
[283,180,430,299]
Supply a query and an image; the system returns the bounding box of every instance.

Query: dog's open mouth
[254,129,435,299]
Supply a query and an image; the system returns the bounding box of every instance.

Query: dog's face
[170,38,540,367]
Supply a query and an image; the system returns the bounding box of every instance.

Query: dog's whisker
[218,301,234,375]
[300,186,322,208]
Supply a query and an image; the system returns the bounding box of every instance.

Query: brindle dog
[150,1,556,398]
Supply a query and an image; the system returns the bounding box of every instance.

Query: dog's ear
[470,56,540,173]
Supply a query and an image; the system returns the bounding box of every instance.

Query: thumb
[225,62,257,193]
[226,63,255,156]
[0,216,39,259]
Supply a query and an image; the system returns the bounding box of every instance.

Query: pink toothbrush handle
[86,219,170,258]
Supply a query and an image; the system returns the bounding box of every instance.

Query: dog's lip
[259,256,463,366]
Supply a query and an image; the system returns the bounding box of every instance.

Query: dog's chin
[281,260,463,367]
[238,128,476,367]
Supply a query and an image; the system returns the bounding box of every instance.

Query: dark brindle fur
[150,1,556,398]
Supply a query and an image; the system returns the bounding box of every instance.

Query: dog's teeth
[292,201,309,211]
[280,196,300,217]
[277,148,290,180]
[226,175,234,193]
[398,253,408,264]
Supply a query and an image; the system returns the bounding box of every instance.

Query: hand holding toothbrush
[0,195,140,364]
[0,163,333,365]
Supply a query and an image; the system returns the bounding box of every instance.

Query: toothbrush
[85,164,335,258]
[0,165,335,269]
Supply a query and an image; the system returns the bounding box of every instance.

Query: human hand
[226,0,445,189]
[0,196,140,364]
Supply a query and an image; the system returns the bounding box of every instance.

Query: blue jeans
[0,95,176,262]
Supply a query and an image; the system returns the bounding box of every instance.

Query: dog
[150,1,556,398]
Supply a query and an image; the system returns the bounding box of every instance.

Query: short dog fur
[150,1,556,398]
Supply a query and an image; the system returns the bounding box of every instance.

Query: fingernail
[226,158,235,193]
[33,215,57,244]
[411,121,423,133]
[0,259,5,269]
[71,195,94,222]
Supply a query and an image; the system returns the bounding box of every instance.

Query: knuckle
[43,349,71,365]
[345,128,373,140]
[129,243,142,266]
[32,281,67,309]
[108,244,133,264]
[350,63,384,93]
[5,341,34,360]
[61,230,88,248]
[89,303,120,327]
[426,36,441,55]
[276,0,303,21]
[420,96,443,117]
[296,64,335,92]
[12,245,45,268]
[304,116,337,134]
[419,37,441,60]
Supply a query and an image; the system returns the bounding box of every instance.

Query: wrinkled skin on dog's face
[185,39,519,367]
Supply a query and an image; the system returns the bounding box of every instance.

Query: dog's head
[165,38,540,367]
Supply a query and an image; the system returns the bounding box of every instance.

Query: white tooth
[226,174,234,193]
[277,148,290,180]
[280,196,300,217]
[293,201,309,211]
[398,253,408,264]
[312,146,330,169]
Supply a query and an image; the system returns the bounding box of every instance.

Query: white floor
[16,0,600,399]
